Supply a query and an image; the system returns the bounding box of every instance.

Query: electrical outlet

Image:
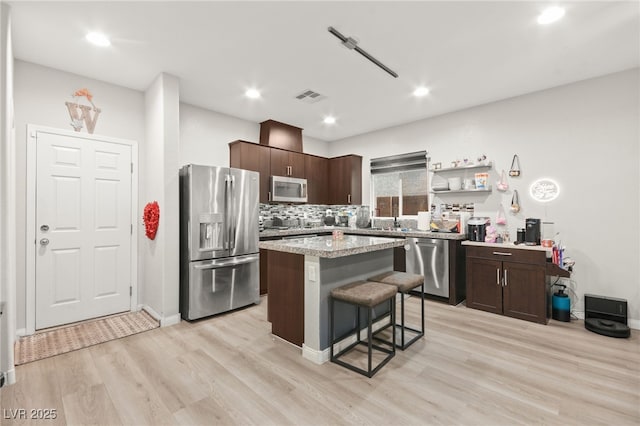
[308,265,317,282]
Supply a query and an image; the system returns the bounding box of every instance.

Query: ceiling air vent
[295,89,326,104]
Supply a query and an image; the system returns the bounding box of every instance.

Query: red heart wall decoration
[143,201,160,240]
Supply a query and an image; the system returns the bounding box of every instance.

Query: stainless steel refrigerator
[179,164,260,320]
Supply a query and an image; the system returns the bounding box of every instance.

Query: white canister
[463,178,475,190]
[447,177,462,191]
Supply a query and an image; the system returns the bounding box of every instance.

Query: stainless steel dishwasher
[405,238,449,298]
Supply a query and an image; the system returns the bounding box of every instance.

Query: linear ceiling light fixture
[327,26,398,78]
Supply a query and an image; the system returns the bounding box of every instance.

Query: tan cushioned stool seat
[331,280,397,307]
[368,271,424,293]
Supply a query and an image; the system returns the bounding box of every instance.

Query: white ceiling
[7,1,640,142]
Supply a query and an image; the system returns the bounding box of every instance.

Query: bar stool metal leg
[329,281,397,378]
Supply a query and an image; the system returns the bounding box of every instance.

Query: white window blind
[370,151,429,217]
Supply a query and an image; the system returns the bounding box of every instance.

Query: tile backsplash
[260,204,364,228]
[260,203,423,230]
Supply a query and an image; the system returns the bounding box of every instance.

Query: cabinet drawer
[466,246,546,265]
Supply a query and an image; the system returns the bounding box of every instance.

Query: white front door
[35,131,132,330]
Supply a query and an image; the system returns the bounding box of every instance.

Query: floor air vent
[295,89,326,104]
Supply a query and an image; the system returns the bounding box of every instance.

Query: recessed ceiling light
[323,116,336,125]
[245,88,261,99]
[85,32,111,47]
[537,6,565,25]
[413,87,430,97]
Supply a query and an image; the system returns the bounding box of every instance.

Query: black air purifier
[584,294,630,338]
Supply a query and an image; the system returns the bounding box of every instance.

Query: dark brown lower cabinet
[466,246,548,324]
[259,249,268,296]
[265,250,304,346]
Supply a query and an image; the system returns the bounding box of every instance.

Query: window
[370,151,429,217]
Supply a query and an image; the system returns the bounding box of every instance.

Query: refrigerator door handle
[229,175,236,250]
[224,176,230,250]
[193,255,259,270]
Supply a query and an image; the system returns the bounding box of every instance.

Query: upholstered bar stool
[330,280,397,378]
[368,271,425,350]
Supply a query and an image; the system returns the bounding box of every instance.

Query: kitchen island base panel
[303,250,396,358]
[267,250,305,346]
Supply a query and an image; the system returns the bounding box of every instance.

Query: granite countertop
[259,226,467,240]
[462,240,552,252]
[258,235,407,258]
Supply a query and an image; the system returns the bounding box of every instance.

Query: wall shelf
[430,187,492,194]
[431,162,492,173]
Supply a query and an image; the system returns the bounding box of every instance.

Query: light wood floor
[2,296,639,425]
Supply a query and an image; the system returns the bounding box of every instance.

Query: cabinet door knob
[496,268,501,286]
[348,194,351,204]
[268,191,271,202]
[504,269,508,286]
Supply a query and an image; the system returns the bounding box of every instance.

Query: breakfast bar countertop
[258,234,406,258]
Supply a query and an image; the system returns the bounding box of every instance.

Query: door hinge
[130,286,133,296]
[131,163,133,173]
[131,224,133,234]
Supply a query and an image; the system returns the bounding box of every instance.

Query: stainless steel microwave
[270,175,308,203]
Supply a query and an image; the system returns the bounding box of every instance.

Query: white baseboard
[305,316,393,365]
[160,314,181,327]
[140,304,161,321]
[15,328,26,338]
[302,345,329,364]
[139,305,180,327]
[6,368,15,385]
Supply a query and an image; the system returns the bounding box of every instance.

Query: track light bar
[328,26,399,78]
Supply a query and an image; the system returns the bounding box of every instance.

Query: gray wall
[329,69,640,325]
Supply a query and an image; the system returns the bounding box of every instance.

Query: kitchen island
[260,226,468,305]
[259,235,406,364]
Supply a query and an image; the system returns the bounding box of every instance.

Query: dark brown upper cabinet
[259,119,303,152]
[229,140,271,203]
[270,148,305,178]
[229,140,361,205]
[328,155,362,205]
[305,155,329,204]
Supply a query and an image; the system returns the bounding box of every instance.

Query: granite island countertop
[258,235,406,258]
[259,226,467,240]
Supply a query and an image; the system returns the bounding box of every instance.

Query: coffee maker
[525,218,541,245]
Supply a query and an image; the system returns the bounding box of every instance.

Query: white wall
[180,103,330,168]
[329,69,640,325]
[0,1,17,384]
[12,60,146,331]
[142,73,180,326]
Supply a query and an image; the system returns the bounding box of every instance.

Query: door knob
[40,224,49,232]
[40,238,50,246]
